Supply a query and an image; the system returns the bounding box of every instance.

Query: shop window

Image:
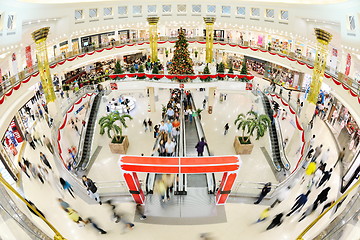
[192,5,201,13]
[7,15,15,30]
[236,7,245,16]
[162,5,171,13]
[177,4,186,13]
[348,16,356,31]
[266,9,274,18]
[118,6,127,15]
[222,6,231,15]
[104,7,113,16]
[148,5,156,13]
[280,10,288,20]
[133,6,142,15]
[207,5,216,14]
[251,8,260,17]
[75,10,83,20]
[89,8,98,18]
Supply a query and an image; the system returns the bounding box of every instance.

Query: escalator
[75,90,104,171]
[260,92,285,172]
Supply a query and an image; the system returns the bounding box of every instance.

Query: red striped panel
[181,156,238,165]
[121,156,179,165]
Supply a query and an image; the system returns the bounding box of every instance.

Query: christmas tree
[202,63,211,82]
[137,65,146,79]
[114,60,123,74]
[169,28,194,76]
[240,60,248,75]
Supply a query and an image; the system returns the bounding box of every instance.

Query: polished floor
[10,78,344,240]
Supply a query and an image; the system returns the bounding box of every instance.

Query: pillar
[207,87,216,114]
[215,171,238,205]
[147,17,160,63]
[148,87,156,112]
[32,27,57,104]
[306,28,332,104]
[123,171,145,204]
[203,17,216,63]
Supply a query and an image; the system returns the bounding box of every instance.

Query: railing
[96,180,134,197]
[0,185,52,240]
[1,37,359,102]
[231,181,279,198]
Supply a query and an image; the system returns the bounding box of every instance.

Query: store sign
[25,46,33,71]
[110,83,118,90]
[345,53,351,76]
[10,120,23,143]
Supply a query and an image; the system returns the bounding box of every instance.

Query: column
[148,87,156,112]
[215,171,238,205]
[307,28,332,104]
[207,87,216,114]
[31,27,57,104]
[147,17,160,63]
[203,17,216,63]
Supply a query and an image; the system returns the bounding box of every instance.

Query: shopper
[195,137,208,156]
[40,152,52,170]
[82,175,102,205]
[266,213,284,230]
[60,177,75,198]
[43,135,54,154]
[135,204,147,220]
[87,217,107,234]
[57,198,70,211]
[165,138,176,157]
[270,186,291,208]
[143,119,148,132]
[224,123,230,135]
[256,207,270,223]
[317,168,333,188]
[64,208,88,226]
[25,199,46,219]
[147,119,153,132]
[162,174,175,201]
[286,191,311,217]
[334,147,346,168]
[25,131,36,150]
[154,179,167,202]
[314,187,331,206]
[19,161,30,179]
[254,182,272,204]
[312,144,323,162]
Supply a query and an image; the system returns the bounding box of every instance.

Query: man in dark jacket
[82,175,102,205]
[195,137,207,156]
[254,182,272,204]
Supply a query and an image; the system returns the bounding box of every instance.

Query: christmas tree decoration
[202,63,211,82]
[217,62,225,73]
[130,66,136,73]
[240,60,249,82]
[137,65,146,79]
[114,60,124,74]
[169,28,194,80]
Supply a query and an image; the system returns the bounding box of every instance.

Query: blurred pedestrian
[312,144,323,162]
[286,191,311,217]
[254,182,272,204]
[266,213,284,230]
[334,147,345,168]
[143,119,148,132]
[43,135,54,154]
[162,174,174,201]
[256,207,270,223]
[40,152,52,170]
[60,177,75,198]
[58,198,70,210]
[154,179,167,202]
[317,169,333,188]
[271,186,291,208]
[148,119,153,132]
[25,199,46,219]
[136,204,146,220]
[314,187,331,206]
[195,137,208,156]
[25,131,36,150]
[65,208,88,226]
[224,123,229,135]
[87,217,107,234]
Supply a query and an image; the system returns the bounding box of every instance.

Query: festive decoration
[202,64,211,82]
[137,65,146,79]
[228,65,234,74]
[204,17,216,63]
[307,28,332,104]
[169,28,194,79]
[240,60,248,75]
[114,60,124,74]
[147,17,160,62]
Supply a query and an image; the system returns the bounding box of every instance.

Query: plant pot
[233,136,254,155]
[109,136,129,154]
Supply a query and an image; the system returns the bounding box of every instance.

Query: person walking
[334,147,346,168]
[40,152,52,170]
[320,148,330,164]
[162,174,175,201]
[256,208,270,223]
[195,137,208,156]
[314,187,331,206]
[87,217,107,234]
[266,213,284,230]
[224,123,230,135]
[64,208,88,226]
[148,119,153,132]
[135,204,147,220]
[317,168,333,188]
[82,175,102,205]
[19,161,30,179]
[143,119,148,132]
[312,144,323,162]
[43,135,54,154]
[165,138,176,157]
[25,131,36,150]
[154,179,167,202]
[58,198,70,211]
[298,203,317,222]
[202,99,206,109]
[270,186,291,208]
[33,129,43,146]
[254,182,272,204]
[286,191,311,217]
[60,177,75,198]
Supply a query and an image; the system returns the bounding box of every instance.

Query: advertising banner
[345,53,351,76]
[25,46,33,72]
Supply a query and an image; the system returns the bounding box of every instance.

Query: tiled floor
[11,79,345,240]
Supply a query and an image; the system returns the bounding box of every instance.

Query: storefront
[71,38,80,55]
[1,118,24,162]
[80,31,115,48]
[18,97,39,131]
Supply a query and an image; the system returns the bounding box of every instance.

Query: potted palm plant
[234,111,271,154]
[99,112,133,154]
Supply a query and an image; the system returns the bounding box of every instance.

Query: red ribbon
[22,76,32,83]
[59,115,67,130]
[295,116,303,131]
[13,83,21,90]
[5,89,13,97]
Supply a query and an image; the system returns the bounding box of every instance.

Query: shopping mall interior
[0,0,359,239]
